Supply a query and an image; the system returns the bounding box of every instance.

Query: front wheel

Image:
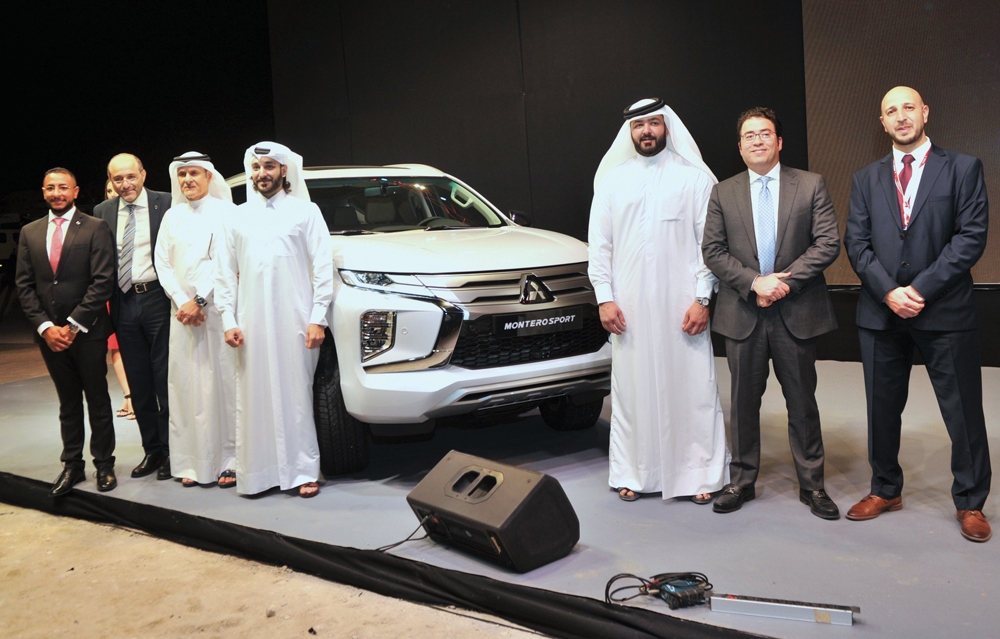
[313,335,371,475]
[539,396,604,431]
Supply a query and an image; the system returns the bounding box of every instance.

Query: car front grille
[450,304,608,369]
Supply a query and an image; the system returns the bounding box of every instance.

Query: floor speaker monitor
[407,450,580,573]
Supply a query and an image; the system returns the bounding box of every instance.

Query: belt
[130,280,161,294]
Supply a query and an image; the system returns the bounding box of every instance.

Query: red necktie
[50,217,67,274]
[898,154,914,227]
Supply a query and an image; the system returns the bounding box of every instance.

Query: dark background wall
[268,0,809,240]
[4,1,275,216]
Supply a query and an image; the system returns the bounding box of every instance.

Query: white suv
[229,165,611,474]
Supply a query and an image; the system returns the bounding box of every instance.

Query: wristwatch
[68,323,81,334]
[695,297,710,307]
[194,295,207,308]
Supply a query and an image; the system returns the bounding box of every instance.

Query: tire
[313,334,371,475]
[539,396,604,431]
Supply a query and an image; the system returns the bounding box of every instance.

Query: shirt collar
[48,207,77,223]
[264,189,288,209]
[892,137,932,165]
[118,188,149,213]
[748,162,781,183]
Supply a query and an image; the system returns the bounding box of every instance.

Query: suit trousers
[38,337,115,470]
[725,306,826,491]
[114,286,171,456]
[858,324,991,511]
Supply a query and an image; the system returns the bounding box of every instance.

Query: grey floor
[1,309,997,638]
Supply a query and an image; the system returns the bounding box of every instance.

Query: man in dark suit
[94,154,173,480]
[844,86,991,542]
[703,107,842,519]
[15,168,117,496]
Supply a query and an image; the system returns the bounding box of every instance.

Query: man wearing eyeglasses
[94,153,174,481]
[702,107,841,518]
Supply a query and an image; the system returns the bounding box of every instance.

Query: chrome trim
[424,369,611,419]
[364,298,464,373]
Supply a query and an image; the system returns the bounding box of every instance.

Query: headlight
[339,270,435,298]
[361,310,396,361]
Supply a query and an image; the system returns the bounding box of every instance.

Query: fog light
[361,311,396,361]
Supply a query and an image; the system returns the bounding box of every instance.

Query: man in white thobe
[588,98,729,502]
[154,153,238,488]
[217,142,333,497]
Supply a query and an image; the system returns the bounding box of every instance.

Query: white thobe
[154,196,238,484]
[588,150,729,498]
[215,190,334,495]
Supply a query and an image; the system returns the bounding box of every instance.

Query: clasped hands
[225,323,326,349]
[42,325,76,352]
[176,299,206,326]
[753,272,791,308]
[884,286,924,318]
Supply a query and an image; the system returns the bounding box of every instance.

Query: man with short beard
[94,153,174,481]
[216,142,333,497]
[844,86,991,542]
[588,98,729,503]
[154,153,238,488]
[16,168,117,496]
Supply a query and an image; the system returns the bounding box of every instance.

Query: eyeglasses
[741,131,775,143]
[111,174,141,186]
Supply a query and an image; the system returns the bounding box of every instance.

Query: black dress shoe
[156,458,172,480]
[713,484,755,513]
[800,489,840,520]
[96,467,118,492]
[50,466,85,498]
[131,453,167,478]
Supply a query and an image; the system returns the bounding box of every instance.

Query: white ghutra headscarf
[594,97,717,190]
[168,152,233,207]
[242,141,310,203]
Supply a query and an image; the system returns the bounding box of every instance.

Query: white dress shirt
[116,188,157,283]
[38,207,86,335]
[892,137,932,229]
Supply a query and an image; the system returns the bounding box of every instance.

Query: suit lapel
[877,155,904,232]
[907,145,946,226]
[776,165,798,253]
[732,172,758,256]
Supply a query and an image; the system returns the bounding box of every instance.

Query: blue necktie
[757,177,775,276]
[118,204,136,292]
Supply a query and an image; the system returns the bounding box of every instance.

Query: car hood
[332,226,588,273]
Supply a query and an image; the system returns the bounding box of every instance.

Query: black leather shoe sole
[800,491,840,520]
[713,486,755,513]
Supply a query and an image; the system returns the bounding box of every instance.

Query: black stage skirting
[710,286,1000,367]
[0,471,766,639]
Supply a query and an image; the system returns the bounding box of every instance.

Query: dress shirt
[892,137,932,228]
[38,207,86,336]
[748,162,781,256]
[116,188,156,283]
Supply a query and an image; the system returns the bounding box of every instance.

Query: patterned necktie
[50,217,66,274]
[899,154,915,227]
[118,204,136,292]
[757,176,775,276]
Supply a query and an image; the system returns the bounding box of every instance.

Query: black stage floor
[2,359,998,639]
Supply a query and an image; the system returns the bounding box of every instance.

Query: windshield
[297,177,506,233]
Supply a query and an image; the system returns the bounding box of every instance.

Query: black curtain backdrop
[267,0,809,241]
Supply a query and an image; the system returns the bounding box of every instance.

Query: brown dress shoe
[957,510,991,542]
[845,494,902,521]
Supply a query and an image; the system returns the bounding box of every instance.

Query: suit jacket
[702,164,840,341]
[93,188,171,322]
[15,211,116,343]
[844,144,988,331]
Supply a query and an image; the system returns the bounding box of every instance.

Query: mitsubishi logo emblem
[519,274,555,304]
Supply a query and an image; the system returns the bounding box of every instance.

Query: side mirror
[508,210,532,227]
